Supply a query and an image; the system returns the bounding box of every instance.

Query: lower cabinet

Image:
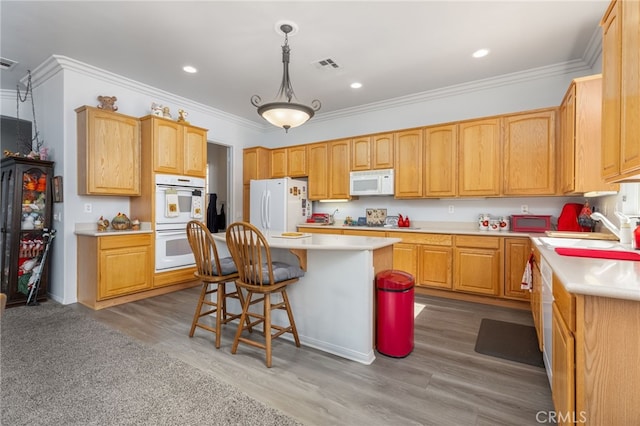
[78,234,153,307]
[453,236,501,296]
[504,237,531,300]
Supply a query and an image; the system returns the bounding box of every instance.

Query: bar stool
[186,220,245,348]
[225,221,304,367]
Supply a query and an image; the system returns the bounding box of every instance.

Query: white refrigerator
[250,178,311,233]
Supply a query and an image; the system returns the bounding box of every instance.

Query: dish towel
[521,253,534,291]
[190,191,203,219]
[165,189,180,218]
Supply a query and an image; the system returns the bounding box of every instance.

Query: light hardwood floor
[75,288,554,426]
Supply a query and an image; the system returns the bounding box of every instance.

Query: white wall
[6,53,614,305]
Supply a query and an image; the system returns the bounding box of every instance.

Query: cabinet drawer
[455,235,501,249]
[99,234,152,250]
[393,232,452,246]
[552,273,575,332]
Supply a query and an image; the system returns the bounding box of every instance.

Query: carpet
[474,318,544,368]
[1,301,302,426]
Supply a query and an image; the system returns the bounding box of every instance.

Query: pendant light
[251,23,321,132]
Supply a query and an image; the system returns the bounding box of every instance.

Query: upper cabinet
[140,115,207,178]
[76,106,141,196]
[458,118,501,196]
[502,109,557,196]
[560,75,619,194]
[395,129,424,198]
[351,136,372,171]
[271,148,287,178]
[601,0,640,182]
[271,145,307,178]
[328,139,351,199]
[307,142,329,200]
[351,133,394,171]
[243,147,270,220]
[424,124,457,197]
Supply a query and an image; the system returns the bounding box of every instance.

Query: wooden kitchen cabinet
[601,0,640,182]
[392,243,418,279]
[424,124,457,197]
[503,237,531,301]
[392,232,452,290]
[453,235,501,295]
[418,245,453,289]
[560,75,619,194]
[394,129,423,198]
[329,139,351,199]
[307,142,329,200]
[351,136,372,171]
[287,145,307,177]
[270,148,287,178]
[458,118,501,196]
[77,233,153,309]
[372,133,394,169]
[502,109,556,196]
[76,106,141,195]
[243,147,270,220]
[141,115,207,178]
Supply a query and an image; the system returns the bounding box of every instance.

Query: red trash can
[376,270,415,358]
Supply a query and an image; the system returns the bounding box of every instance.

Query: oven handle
[155,230,187,237]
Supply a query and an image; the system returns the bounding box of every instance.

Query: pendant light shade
[251,23,321,132]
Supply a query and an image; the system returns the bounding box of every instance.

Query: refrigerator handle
[261,191,267,229]
[265,190,271,229]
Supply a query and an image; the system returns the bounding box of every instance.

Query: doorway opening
[206,142,232,232]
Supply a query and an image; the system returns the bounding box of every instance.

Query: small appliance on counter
[307,213,331,225]
[510,214,552,232]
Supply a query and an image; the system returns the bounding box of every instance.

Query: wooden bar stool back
[225,221,304,367]
[186,220,245,348]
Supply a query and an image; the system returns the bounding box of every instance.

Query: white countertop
[299,221,532,237]
[533,239,640,302]
[212,232,400,251]
[74,222,153,236]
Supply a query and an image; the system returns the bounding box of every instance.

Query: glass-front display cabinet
[0,157,55,307]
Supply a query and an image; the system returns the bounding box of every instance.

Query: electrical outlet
[448,205,454,213]
[84,203,92,213]
[521,204,529,214]
[53,212,62,222]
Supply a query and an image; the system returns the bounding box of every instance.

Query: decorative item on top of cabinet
[97,95,118,111]
[140,114,207,178]
[601,0,640,182]
[76,106,141,196]
[560,75,619,194]
[502,108,556,196]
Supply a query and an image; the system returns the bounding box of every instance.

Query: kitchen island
[212,232,400,365]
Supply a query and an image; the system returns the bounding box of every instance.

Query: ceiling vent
[315,58,340,70]
[0,57,18,71]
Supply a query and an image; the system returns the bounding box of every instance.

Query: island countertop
[212,232,400,251]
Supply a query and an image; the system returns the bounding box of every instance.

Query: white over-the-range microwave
[350,169,395,196]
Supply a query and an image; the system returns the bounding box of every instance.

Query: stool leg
[281,289,300,347]
[232,290,252,354]
[214,283,224,348]
[264,293,272,368]
[189,282,207,337]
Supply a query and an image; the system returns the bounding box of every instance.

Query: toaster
[510,215,552,232]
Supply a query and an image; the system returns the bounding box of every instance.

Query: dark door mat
[474,318,544,368]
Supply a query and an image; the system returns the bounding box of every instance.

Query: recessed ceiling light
[350,82,362,89]
[183,65,198,73]
[472,49,490,58]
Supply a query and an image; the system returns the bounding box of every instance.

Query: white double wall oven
[154,174,206,272]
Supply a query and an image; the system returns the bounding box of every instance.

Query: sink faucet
[329,208,339,225]
[590,212,620,239]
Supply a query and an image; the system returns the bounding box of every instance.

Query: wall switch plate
[448,205,454,213]
[521,205,529,214]
[84,203,92,213]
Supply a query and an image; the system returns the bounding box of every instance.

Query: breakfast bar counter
[212,232,400,364]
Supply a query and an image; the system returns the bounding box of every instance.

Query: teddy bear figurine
[97,96,118,112]
[177,109,189,123]
[162,106,172,119]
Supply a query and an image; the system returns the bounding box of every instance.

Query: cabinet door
[453,236,501,296]
[424,124,457,197]
[183,125,207,177]
[392,243,418,279]
[503,110,556,195]
[243,147,270,184]
[552,303,575,426]
[287,145,307,177]
[77,106,141,195]
[394,129,423,198]
[271,148,287,178]
[560,86,577,193]
[601,2,621,180]
[418,245,452,289]
[307,143,329,200]
[458,119,501,196]
[98,235,153,300]
[619,0,640,177]
[504,238,531,300]
[329,139,351,199]
[351,136,371,171]
[153,118,183,174]
[372,133,394,169]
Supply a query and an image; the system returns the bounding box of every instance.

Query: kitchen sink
[535,237,623,250]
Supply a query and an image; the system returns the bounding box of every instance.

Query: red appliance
[307,213,330,224]
[557,203,592,232]
[376,270,415,358]
[510,215,552,233]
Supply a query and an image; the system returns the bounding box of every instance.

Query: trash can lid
[376,270,414,291]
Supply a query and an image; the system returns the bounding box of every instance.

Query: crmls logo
[536,410,588,423]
